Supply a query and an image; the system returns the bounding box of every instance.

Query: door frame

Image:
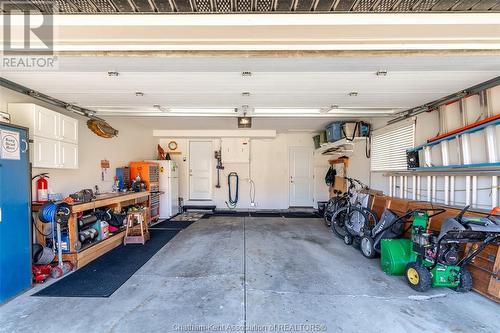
[288,146,314,207]
[188,140,213,201]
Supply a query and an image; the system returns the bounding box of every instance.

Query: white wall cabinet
[59,114,78,144]
[59,142,78,169]
[8,103,79,169]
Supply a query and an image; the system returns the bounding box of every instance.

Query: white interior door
[289,147,313,207]
[189,141,213,200]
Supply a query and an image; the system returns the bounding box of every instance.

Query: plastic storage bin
[325,122,344,142]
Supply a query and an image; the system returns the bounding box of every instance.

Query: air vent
[55,0,78,12]
[216,0,232,11]
[357,0,379,11]
[92,0,117,12]
[413,0,440,11]
[373,0,398,11]
[71,0,98,12]
[195,0,213,11]
[256,0,272,11]
[236,0,252,11]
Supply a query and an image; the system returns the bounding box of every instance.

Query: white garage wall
[159,133,332,210]
[0,87,156,197]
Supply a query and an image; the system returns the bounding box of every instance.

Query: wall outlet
[250,202,256,207]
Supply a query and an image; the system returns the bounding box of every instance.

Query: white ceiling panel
[2,55,499,119]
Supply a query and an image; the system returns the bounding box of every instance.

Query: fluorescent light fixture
[169,108,236,114]
[327,107,401,114]
[254,108,321,114]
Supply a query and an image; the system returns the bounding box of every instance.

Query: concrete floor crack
[245,287,449,301]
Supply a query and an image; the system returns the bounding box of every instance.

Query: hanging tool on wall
[214,149,224,188]
[225,172,239,209]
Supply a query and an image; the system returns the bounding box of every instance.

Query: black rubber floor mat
[32,229,180,298]
[249,212,282,217]
[282,212,320,218]
[150,219,196,229]
[212,211,250,217]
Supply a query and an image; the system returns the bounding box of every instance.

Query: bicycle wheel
[331,206,349,239]
[323,198,336,227]
[360,207,378,237]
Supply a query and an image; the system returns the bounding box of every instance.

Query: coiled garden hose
[226,172,239,209]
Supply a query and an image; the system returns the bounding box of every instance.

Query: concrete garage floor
[1,216,499,333]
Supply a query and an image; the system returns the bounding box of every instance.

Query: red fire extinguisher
[33,173,49,203]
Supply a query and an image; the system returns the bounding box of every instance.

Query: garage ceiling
[3,55,500,118]
[3,0,500,13]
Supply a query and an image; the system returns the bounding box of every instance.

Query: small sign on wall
[101,159,110,169]
[101,159,111,182]
[0,129,20,160]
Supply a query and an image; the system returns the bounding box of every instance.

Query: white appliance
[148,160,179,219]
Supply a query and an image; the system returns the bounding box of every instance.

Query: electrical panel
[221,138,250,163]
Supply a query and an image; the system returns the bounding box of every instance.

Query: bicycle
[330,177,378,245]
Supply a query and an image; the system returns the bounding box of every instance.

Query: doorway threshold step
[183,205,216,212]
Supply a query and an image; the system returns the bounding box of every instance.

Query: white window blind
[371,121,415,171]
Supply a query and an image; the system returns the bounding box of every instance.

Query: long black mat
[33,229,180,298]
[150,219,196,229]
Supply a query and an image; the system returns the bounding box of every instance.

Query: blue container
[325,122,344,142]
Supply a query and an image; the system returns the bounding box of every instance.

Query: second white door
[289,146,314,207]
[189,141,213,200]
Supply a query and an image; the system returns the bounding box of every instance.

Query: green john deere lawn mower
[379,206,500,292]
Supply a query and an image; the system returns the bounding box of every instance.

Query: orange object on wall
[129,161,160,192]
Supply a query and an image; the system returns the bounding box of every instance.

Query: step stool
[124,210,150,245]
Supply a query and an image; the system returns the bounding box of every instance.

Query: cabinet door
[59,115,78,144]
[34,106,59,140]
[33,136,59,168]
[59,142,78,169]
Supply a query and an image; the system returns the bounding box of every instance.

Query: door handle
[21,139,28,153]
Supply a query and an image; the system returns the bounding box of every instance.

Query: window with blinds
[370,121,415,171]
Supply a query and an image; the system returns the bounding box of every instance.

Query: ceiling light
[242,71,252,77]
[238,115,252,128]
[107,71,119,77]
[254,108,321,114]
[376,70,388,76]
[348,92,358,97]
[169,108,236,114]
[135,91,144,97]
[242,92,251,97]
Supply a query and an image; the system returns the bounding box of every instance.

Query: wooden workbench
[33,191,151,269]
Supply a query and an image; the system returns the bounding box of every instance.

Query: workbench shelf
[34,191,151,269]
